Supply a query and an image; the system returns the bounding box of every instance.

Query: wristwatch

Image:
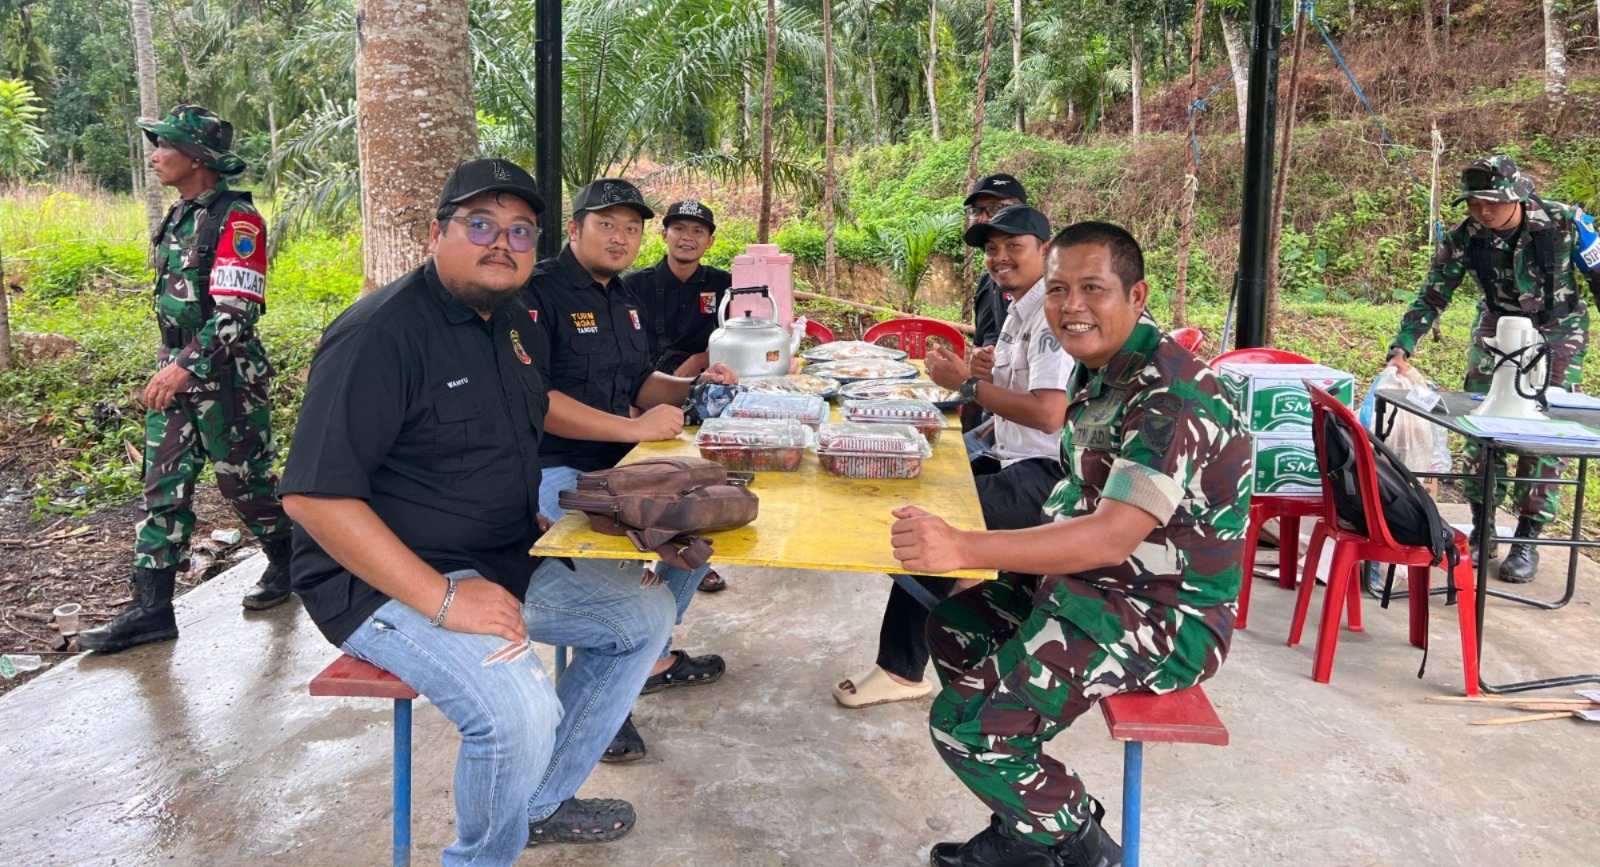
[958,375,982,403]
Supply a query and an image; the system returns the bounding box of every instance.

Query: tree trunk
[1544,0,1567,108]
[1422,0,1436,60]
[759,0,778,242]
[864,1,882,146]
[1130,29,1143,138]
[1013,0,1024,132]
[741,68,752,147]
[926,0,940,140]
[823,0,838,295]
[1220,11,1250,141]
[0,234,12,371]
[1444,0,1451,52]
[130,0,163,239]
[354,0,478,293]
[1173,0,1207,328]
[1265,2,1310,347]
[963,0,998,293]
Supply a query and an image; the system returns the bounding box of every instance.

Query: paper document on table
[1459,416,1600,446]
[1546,390,1600,410]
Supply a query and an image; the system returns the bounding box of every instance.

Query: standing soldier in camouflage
[79,106,293,655]
[1388,154,1600,584]
[890,222,1250,867]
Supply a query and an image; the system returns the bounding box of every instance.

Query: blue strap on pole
[1187,71,1235,165]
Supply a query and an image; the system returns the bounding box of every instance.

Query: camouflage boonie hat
[135,105,246,176]
[1453,153,1534,205]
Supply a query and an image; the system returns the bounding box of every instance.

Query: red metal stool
[862,317,967,359]
[1100,686,1229,867]
[311,654,420,867]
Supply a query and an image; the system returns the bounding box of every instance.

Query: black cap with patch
[437,158,545,216]
[964,173,1029,207]
[663,199,716,232]
[571,178,656,220]
[963,205,1051,248]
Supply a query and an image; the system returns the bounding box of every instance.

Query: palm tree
[926,0,941,140]
[130,0,161,238]
[963,0,998,282]
[760,0,778,241]
[1543,0,1566,108]
[822,0,839,295]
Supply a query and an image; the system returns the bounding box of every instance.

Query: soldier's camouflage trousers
[134,379,291,569]
[927,574,1223,846]
[1462,310,1589,525]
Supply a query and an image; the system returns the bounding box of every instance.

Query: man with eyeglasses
[965,174,1029,352]
[284,159,673,862]
[523,177,737,766]
[1388,154,1600,583]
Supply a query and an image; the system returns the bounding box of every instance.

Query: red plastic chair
[862,317,967,359]
[803,319,835,344]
[1170,327,1205,353]
[1291,383,1480,695]
[1208,349,1318,630]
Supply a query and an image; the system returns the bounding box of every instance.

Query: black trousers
[875,456,1065,681]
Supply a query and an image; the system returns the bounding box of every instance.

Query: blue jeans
[342,560,674,866]
[540,464,707,659]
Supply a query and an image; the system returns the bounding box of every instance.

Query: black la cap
[963,204,1051,248]
[964,173,1029,207]
[437,158,545,216]
[571,178,655,220]
[663,199,716,232]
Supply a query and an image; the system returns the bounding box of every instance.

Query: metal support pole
[1232,0,1282,350]
[393,698,412,867]
[534,0,563,259]
[1122,740,1143,867]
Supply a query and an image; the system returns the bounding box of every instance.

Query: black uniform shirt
[620,256,733,372]
[523,247,655,472]
[973,272,1014,350]
[283,262,549,646]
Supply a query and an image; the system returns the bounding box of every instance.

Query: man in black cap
[284,159,675,861]
[622,199,734,378]
[523,177,737,765]
[965,173,1029,351]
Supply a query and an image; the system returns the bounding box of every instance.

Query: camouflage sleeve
[1104,387,1212,525]
[177,207,268,381]
[1391,230,1468,356]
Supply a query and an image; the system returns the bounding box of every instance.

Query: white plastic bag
[1364,365,1436,472]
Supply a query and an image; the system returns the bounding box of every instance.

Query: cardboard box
[1217,363,1356,434]
[1251,433,1322,496]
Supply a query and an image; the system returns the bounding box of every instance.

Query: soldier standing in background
[79,106,293,654]
[1388,154,1600,584]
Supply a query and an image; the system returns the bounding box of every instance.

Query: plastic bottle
[0,654,44,679]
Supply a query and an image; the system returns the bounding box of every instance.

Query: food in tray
[814,422,930,479]
[743,373,842,397]
[841,398,944,445]
[693,418,811,472]
[725,392,829,428]
[837,378,961,406]
[804,359,920,382]
[799,340,910,363]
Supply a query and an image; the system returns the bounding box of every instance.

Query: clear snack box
[840,398,944,445]
[814,422,931,479]
[799,340,910,363]
[694,417,812,472]
[803,359,920,383]
[725,392,829,428]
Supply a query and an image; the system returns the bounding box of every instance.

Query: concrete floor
[2,502,1598,867]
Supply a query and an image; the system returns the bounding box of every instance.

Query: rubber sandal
[831,666,933,709]
[697,570,728,593]
[640,649,725,695]
[600,714,646,764]
[527,797,636,845]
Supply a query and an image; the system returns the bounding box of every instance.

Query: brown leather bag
[557,458,758,570]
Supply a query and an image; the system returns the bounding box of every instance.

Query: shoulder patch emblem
[1139,393,1184,456]
[230,220,260,259]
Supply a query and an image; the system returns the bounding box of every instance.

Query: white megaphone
[1473,315,1550,420]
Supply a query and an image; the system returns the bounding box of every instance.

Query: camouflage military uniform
[927,313,1251,845]
[134,112,288,571]
[1391,159,1600,526]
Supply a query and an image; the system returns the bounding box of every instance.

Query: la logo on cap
[493,161,511,181]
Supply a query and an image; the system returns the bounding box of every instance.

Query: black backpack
[1321,409,1458,571]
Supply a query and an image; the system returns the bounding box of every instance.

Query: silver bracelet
[428,577,458,627]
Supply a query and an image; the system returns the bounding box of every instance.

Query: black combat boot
[1052,813,1123,867]
[1496,518,1542,584]
[78,567,179,654]
[242,534,294,610]
[1467,507,1499,562]
[930,815,1063,867]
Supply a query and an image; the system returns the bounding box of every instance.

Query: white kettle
[707,286,793,378]
[1473,315,1549,420]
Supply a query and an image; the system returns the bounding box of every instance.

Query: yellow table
[532,411,996,582]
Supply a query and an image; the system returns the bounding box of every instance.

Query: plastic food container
[694,418,812,472]
[743,373,842,398]
[725,392,829,428]
[836,378,961,408]
[800,340,910,363]
[841,398,944,445]
[803,359,920,384]
[814,422,931,479]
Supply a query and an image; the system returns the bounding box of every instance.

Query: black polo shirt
[283,262,549,646]
[973,272,1014,350]
[523,247,655,472]
[620,256,733,372]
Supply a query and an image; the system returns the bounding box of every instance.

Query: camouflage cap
[136,105,246,176]
[1453,153,1534,205]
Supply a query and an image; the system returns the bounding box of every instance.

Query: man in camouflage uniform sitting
[79,106,293,654]
[1388,154,1600,583]
[891,222,1250,867]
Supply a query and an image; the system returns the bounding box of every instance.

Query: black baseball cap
[663,199,716,232]
[963,205,1051,248]
[964,173,1029,207]
[571,178,655,220]
[437,158,545,216]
